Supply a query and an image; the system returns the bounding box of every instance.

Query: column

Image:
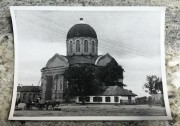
[41,75,47,100]
[51,75,56,100]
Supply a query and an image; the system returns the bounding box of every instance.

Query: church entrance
[45,76,53,100]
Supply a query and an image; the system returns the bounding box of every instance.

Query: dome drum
[66,37,98,56]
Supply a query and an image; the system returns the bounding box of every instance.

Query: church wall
[41,52,68,101]
[96,56,111,66]
[41,67,67,101]
[41,75,47,100]
[51,74,64,101]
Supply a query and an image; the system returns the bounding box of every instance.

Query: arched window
[84,40,88,52]
[92,41,95,53]
[70,41,73,53]
[76,40,80,52]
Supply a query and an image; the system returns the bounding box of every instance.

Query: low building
[76,86,137,104]
[151,93,163,105]
[135,96,148,104]
[151,93,163,101]
[17,86,42,103]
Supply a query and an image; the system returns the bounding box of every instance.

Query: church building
[40,18,136,104]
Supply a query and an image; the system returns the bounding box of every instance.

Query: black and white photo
[9,6,171,120]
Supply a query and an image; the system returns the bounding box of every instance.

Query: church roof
[67,23,97,39]
[65,55,99,65]
[95,53,116,66]
[46,53,69,68]
[42,53,120,72]
[43,53,117,68]
[96,86,137,96]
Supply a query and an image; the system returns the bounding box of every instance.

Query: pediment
[46,53,68,68]
[95,53,114,66]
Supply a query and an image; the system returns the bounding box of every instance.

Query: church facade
[41,18,136,103]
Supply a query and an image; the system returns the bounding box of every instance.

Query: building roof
[42,53,118,69]
[17,86,42,92]
[67,23,97,39]
[96,86,137,96]
[46,53,69,68]
[65,55,99,65]
[95,53,116,66]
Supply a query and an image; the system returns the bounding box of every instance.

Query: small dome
[67,20,97,39]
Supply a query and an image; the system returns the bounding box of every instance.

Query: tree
[64,64,99,104]
[155,79,163,94]
[143,75,164,107]
[143,75,163,94]
[95,59,125,87]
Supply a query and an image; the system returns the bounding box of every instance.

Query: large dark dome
[67,24,97,39]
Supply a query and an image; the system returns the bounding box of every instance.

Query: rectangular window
[85,97,90,102]
[79,97,82,102]
[105,97,111,102]
[114,96,119,102]
[93,97,102,102]
[97,97,102,102]
[93,97,96,102]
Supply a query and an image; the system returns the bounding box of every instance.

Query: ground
[13,103,166,117]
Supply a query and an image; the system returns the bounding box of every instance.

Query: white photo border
[9,6,172,120]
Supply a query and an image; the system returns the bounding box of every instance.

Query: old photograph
[9,6,171,120]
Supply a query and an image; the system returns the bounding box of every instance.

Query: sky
[14,9,163,97]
